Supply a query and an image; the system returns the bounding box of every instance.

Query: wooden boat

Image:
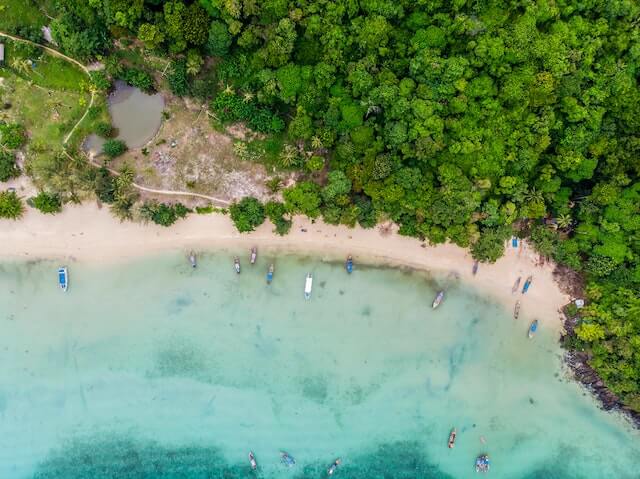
[266,264,274,284]
[448,428,457,448]
[472,261,479,275]
[280,451,296,467]
[58,266,68,292]
[513,300,521,320]
[432,290,445,309]
[522,275,533,294]
[234,257,241,274]
[528,319,539,339]
[189,251,196,268]
[512,236,518,247]
[346,255,353,274]
[250,247,257,264]
[248,451,257,470]
[327,458,341,476]
[511,276,521,294]
[475,454,490,473]
[304,273,313,300]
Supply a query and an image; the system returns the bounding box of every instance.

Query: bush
[32,192,62,214]
[265,200,292,235]
[0,191,25,220]
[102,139,128,158]
[211,93,284,134]
[229,197,265,232]
[0,151,20,182]
[0,122,27,149]
[167,59,188,96]
[89,71,111,92]
[471,227,511,263]
[121,68,154,92]
[95,122,114,138]
[94,166,117,203]
[140,201,190,227]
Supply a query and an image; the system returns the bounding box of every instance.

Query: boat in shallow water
[58,266,68,292]
[248,451,257,470]
[234,257,241,274]
[448,428,457,448]
[281,451,296,467]
[304,273,313,299]
[327,458,341,475]
[432,290,445,309]
[522,275,533,294]
[512,277,521,294]
[250,247,257,264]
[528,319,539,339]
[346,255,353,274]
[514,300,521,320]
[475,454,490,473]
[472,261,479,275]
[189,251,197,268]
[266,264,274,284]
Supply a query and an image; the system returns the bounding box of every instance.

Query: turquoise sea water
[1,253,639,478]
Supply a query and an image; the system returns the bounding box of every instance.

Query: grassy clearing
[2,40,87,91]
[0,69,87,149]
[245,134,286,171]
[0,0,46,32]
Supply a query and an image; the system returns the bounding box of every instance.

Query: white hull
[304,274,313,299]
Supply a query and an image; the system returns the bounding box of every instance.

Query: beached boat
[58,266,68,292]
[513,300,521,320]
[512,236,518,247]
[448,428,457,448]
[346,255,353,274]
[511,277,521,294]
[327,458,341,476]
[304,273,313,299]
[281,451,296,467]
[522,275,533,294]
[432,290,445,309]
[250,247,257,265]
[528,319,539,339]
[472,261,479,275]
[234,257,241,274]
[267,264,274,284]
[248,451,257,470]
[475,454,490,473]
[189,251,197,268]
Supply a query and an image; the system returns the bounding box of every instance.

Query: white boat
[58,266,68,292]
[304,273,313,300]
[234,257,241,274]
[250,247,257,264]
[189,251,196,268]
[328,458,341,475]
[248,451,257,470]
[432,290,444,309]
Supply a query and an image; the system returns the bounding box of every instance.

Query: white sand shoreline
[1,203,570,330]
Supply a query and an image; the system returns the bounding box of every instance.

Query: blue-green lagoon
[1,254,638,478]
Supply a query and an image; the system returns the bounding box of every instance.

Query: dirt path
[1,30,232,206]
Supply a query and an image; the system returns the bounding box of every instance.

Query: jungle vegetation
[1,0,639,412]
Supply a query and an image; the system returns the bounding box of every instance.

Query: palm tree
[524,187,544,204]
[11,58,31,76]
[233,141,248,159]
[310,135,323,150]
[223,84,235,95]
[279,145,298,168]
[556,213,573,231]
[242,91,254,103]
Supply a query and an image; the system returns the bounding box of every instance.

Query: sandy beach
[1,203,570,330]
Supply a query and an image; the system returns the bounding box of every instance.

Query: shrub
[121,68,154,92]
[211,93,284,134]
[95,122,114,138]
[0,191,24,220]
[102,139,128,158]
[167,59,188,96]
[229,197,265,232]
[0,151,20,182]
[265,200,292,235]
[140,201,190,227]
[0,122,27,149]
[32,192,62,214]
[94,166,117,203]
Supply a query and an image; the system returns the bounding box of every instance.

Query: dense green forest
[1,0,639,412]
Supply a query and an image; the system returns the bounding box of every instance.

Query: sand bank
[1,203,570,330]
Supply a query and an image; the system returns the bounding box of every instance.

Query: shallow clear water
[0,253,638,478]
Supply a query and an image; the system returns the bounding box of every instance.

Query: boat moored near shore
[528,319,539,339]
[448,428,457,448]
[250,247,257,264]
[267,263,274,284]
[234,257,241,274]
[327,458,341,475]
[58,266,68,292]
[475,454,490,473]
[432,290,445,309]
[514,300,521,320]
[281,451,296,467]
[188,251,197,268]
[248,451,257,470]
[304,273,313,299]
[522,275,533,294]
[346,255,353,274]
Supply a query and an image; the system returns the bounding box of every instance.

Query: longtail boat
[189,251,197,268]
[522,275,533,294]
[248,452,257,470]
[514,300,521,320]
[475,454,490,473]
[281,451,296,467]
[267,264,274,284]
[346,255,353,274]
[511,277,521,294]
[250,247,257,264]
[528,319,539,339]
[448,428,457,448]
[327,458,341,476]
[58,266,68,292]
[234,257,241,274]
[432,290,445,309]
[304,273,313,299]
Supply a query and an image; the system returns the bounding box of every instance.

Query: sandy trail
[1,203,570,331]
